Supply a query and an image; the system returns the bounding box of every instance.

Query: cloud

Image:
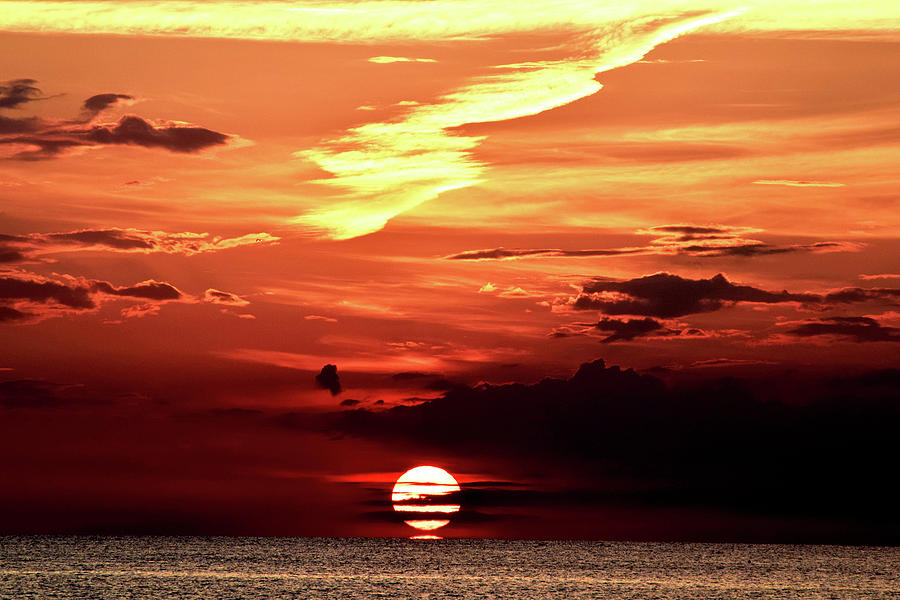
[574,273,817,318]
[82,115,228,152]
[447,247,643,260]
[80,93,133,119]
[787,317,900,342]
[0,379,80,408]
[0,80,232,161]
[315,364,342,396]
[593,317,671,343]
[202,289,250,307]
[295,357,900,540]
[368,56,436,64]
[295,9,740,239]
[860,274,900,281]
[0,115,41,134]
[752,179,845,188]
[445,225,861,261]
[0,228,278,262]
[304,315,338,322]
[823,287,900,304]
[93,280,183,301]
[0,305,30,322]
[0,271,186,323]
[3,2,898,44]
[0,78,45,109]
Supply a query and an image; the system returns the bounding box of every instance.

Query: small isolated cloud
[752,180,845,188]
[202,289,249,307]
[787,317,900,342]
[315,364,342,396]
[304,315,338,322]
[478,283,497,293]
[368,56,437,64]
[339,398,361,407]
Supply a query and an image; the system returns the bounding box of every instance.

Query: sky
[1,1,898,543]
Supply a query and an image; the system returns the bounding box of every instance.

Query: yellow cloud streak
[296,10,741,238]
[6,2,897,238]
[2,1,898,42]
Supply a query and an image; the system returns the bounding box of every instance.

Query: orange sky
[1,1,898,541]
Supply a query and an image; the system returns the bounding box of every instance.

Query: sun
[391,466,461,532]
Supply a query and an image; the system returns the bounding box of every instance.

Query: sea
[1,537,897,599]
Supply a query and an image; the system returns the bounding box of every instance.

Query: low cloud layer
[298,358,899,542]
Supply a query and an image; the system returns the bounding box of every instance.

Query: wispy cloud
[445,224,862,261]
[368,56,436,64]
[296,10,741,238]
[752,179,846,188]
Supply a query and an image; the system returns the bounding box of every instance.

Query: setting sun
[391,466,461,532]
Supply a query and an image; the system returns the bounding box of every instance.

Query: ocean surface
[1,537,897,599]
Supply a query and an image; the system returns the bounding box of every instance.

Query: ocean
[1,537,897,599]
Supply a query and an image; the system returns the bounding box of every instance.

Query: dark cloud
[446,247,641,260]
[0,272,184,323]
[593,317,671,342]
[0,115,42,134]
[298,358,899,542]
[0,79,230,160]
[0,79,45,109]
[93,280,183,301]
[81,93,133,116]
[0,274,96,309]
[0,305,30,322]
[650,225,733,236]
[0,379,77,409]
[340,399,361,407]
[42,229,156,250]
[444,225,859,261]
[0,247,27,263]
[787,316,900,342]
[0,228,278,257]
[0,136,87,161]
[316,364,342,396]
[575,273,817,318]
[83,115,228,153]
[823,287,900,304]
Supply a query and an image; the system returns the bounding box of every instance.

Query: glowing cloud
[752,180,846,188]
[368,56,436,64]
